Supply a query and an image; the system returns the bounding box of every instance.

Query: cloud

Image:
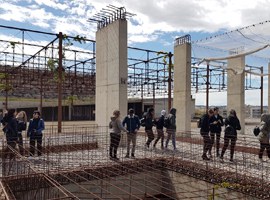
[32,0,69,11]
[1,0,270,44]
[128,34,158,44]
[127,0,270,32]
[0,2,30,22]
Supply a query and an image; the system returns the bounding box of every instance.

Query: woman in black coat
[220,109,241,162]
[1,109,18,159]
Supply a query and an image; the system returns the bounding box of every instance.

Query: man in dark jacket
[144,107,155,149]
[1,109,18,159]
[122,108,140,158]
[209,107,224,158]
[200,109,214,160]
[165,108,177,150]
[153,110,166,149]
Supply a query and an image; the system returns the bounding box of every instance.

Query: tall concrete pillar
[95,20,128,127]
[227,56,245,134]
[268,63,270,113]
[173,38,191,135]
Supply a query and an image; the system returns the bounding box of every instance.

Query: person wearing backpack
[144,107,155,149]
[220,109,241,162]
[200,109,214,160]
[209,107,224,158]
[256,114,270,161]
[1,109,18,159]
[153,110,166,149]
[165,108,177,150]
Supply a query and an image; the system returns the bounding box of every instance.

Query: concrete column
[68,104,72,120]
[268,63,270,113]
[95,20,128,127]
[227,56,245,134]
[173,43,191,134]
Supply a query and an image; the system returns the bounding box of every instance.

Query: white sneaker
[28,156,35,160]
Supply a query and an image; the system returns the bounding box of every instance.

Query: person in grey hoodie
[109,110,127,160]
[257,114,270,161]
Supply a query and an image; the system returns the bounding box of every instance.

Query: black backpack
[140,117,145,127]
[197,115,205,128]
[164,117,170,128]
[253,126,260,136]
[197,118,202,128]
[224,124,235,135]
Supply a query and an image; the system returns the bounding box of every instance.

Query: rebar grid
[0,125,269,199]
[0,24,263,109]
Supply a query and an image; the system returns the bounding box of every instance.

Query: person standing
[200,109,214,160]
[256,114,270,161]
[16,111,27,156]
[1,109,18,159]
[144,107,155,149]
[122,108,140,158]
[109,110,127,160]
[209,107,224,158]
[165,108,177,150]
[153,110,166,149]
[220,109,241,162]
[27,110,45,157]
[0,111,3,128]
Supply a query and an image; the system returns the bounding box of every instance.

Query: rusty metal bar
[58,32,63,133]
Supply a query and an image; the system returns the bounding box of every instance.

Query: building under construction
[1,4,270,200]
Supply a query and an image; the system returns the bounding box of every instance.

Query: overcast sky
[0,0,270,105]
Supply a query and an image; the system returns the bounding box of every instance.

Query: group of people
[111,106,270,163]
[199,107,241,162]
[108,107,177,160]
[1,109,45,159]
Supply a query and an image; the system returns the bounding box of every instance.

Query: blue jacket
[27,118,45,138]
[122,115,140,133]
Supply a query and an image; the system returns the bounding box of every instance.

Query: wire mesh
[0,124,268,199]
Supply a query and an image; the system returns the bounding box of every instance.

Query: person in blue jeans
[27,110,45,157]
[122,108,140,158]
